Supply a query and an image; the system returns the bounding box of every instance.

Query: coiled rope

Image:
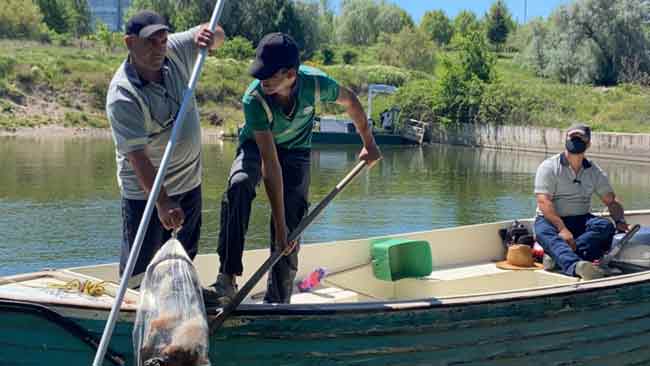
[48,279,108,297]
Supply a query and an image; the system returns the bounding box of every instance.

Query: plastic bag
[133,238,210,366]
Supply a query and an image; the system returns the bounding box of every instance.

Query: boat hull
[4,275,650,366]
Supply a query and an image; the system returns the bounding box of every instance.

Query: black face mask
[566,137,587,154]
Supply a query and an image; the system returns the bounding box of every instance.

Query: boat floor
[263,262,581,305]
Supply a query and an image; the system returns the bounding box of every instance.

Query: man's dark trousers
[535,214,615,276]
[120,185,202,278]
[218,140,310,304]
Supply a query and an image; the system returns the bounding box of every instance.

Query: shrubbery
[324,64,414,92]
[477,81,540,126]
[393,79,437,122]
[214,36,255,61]
[320,47,335,65]
[0,0,49,40]
[0,57,17,79]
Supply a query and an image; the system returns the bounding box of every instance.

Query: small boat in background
[3,210,650,365]
[313,116,428,145]
[314,84,429,146]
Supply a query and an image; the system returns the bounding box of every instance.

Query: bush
[0,56,17,78]
[477,82,537,125]
[0,0,47,40]
[197,58,250,104]
[320,47,335,65]
[214,36,255,60]
[394,79,437,122]
[341,50,358,65]
[87,78,109,110]
[51,32,72,47]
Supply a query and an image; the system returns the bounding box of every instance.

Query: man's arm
[253,131,291,253]
[127,150,184,230]
[536,193,576,250]
[601,192,628,232]
[335,86,381,165]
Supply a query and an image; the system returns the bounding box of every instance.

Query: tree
[431,32,496,124]
[336,0,409,45]
[0,0,48,39]
[336,0,381,45]
[129,0,321,57]
[376,3,414,34]
[420,10,454,46]
[129,0,219,33]
[376,27,436,72]
[67,0,92,37]
[292,1,323,59]
[219,0,320,57]
[485,0,515,51]
[453,10,480,38]
[318,0,336,45]
[519,19,548,74]
[521,0,650,85]
[36,0,68,34]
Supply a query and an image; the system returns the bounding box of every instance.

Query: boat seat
[371,238,433,281]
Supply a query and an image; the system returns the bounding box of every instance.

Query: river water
[2,137,650,276]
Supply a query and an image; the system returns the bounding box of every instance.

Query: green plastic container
[371,238,433,281]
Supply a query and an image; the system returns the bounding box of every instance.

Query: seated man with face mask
[534,124,629,280]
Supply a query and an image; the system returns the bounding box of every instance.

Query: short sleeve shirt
[106,27,202,199]
[238,65,340,150]
[534,153,614,217]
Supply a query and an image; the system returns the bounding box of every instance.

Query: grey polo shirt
[534,153,614,217]
[106,27,202,200]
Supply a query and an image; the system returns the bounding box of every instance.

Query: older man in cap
[534,123,629,280]
[205,32,382,305]
[106,10,224,284]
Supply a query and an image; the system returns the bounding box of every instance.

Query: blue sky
[332,0,571,24]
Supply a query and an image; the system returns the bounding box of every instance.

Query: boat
[313,84,429,146]
[313,117,427,146]
[3,210,650,365]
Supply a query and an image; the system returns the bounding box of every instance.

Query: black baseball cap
[249,33,300,80]
[566,123,591,141]
[125,10,170,38]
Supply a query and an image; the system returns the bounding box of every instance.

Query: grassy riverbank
[2,40,650,134]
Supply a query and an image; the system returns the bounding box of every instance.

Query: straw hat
[496,244,544,270]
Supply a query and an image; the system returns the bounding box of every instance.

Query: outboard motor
[609,226,650,272]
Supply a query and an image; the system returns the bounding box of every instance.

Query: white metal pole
[91,1,227,365]
[524,0,528,24]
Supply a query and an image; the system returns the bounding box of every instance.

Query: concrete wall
[427,123,650,164]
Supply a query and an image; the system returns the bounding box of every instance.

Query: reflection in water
[1,137,649,276]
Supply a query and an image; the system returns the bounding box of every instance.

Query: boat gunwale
[4,209,650,317]
[3,267,650,319]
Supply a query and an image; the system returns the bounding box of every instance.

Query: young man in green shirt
[206,33,381,304]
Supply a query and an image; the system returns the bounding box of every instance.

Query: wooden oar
[209,160,369,333]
